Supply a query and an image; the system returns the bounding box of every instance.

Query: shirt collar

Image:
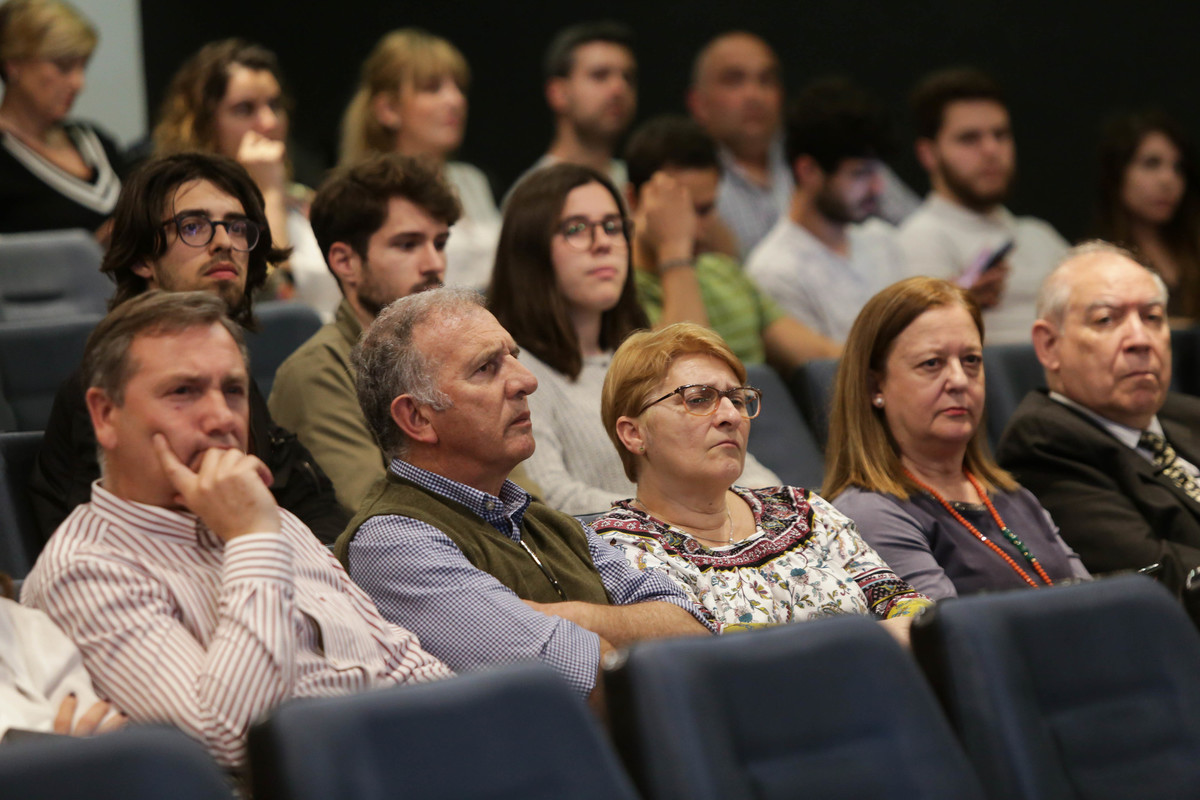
[388,458,532,534]
[88,480,220,547]
[1048,391,1164,449]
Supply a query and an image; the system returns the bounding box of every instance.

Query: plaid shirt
[346,460,714,697]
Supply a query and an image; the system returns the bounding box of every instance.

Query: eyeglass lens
[682,385,761,418]
[176,215,260,252]
[562,217,626,250]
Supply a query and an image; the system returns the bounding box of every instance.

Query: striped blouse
[21,482,451,767]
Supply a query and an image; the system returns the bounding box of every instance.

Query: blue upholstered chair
[0,726,231,800]
[605,616,985,800]
[912,575,1200,800]
[744,362,824,490]
[248,662,639,800]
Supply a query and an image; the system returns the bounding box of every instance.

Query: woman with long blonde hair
[340,28,499,290]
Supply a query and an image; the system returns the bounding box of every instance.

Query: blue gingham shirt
[347,460,713,697]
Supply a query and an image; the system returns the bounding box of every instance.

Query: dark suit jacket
[996,389,1200,594]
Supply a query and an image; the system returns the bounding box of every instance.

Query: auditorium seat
[248,662,639,800]
[0,725,231,800]
[0,315,99,432]
[605,616,985,800]
[912,575,1200,800]
[0,430,43,577]
[247,301,322,398]
[745,363,824,489]
[786,357,840,449]
[981,342,1043,450]
[0,229,110,323]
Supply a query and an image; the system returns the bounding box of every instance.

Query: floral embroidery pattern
[594,486,930,632]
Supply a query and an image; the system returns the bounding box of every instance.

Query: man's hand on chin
[153,434,279,541]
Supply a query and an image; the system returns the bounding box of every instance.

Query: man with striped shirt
[22,291,450,768]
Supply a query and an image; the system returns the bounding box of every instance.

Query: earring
[639,445,646,453]
[872,396,884,408]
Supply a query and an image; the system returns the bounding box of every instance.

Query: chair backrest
[745,363,824,489]
[1170,326,1199,396]
[606,616,985,800]
[0,229,111,322]
[0,315,98,432]
[0,430,44,577]
[248,662,639,800]
[912,575,1200,800]
[785,357,840,450]
[0,725,231,800]
[248,301,323,398]
[982,342,1044,450]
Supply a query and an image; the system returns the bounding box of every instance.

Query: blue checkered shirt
[347,459,713,697]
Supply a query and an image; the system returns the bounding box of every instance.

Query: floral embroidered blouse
[593,486,932,633]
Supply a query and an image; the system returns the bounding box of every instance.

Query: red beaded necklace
[904,469,1054,589]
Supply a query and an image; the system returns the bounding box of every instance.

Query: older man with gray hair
[996,241,1200,594]
[335,287,711,703]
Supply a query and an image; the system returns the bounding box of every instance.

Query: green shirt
[634,252,785,365]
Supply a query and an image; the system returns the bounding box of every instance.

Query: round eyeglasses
[639,384,762,419]
[557,215,629,251]
[162,214,261,252]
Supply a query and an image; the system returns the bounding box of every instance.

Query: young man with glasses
[29,152,349,544]
[336,287,713,707]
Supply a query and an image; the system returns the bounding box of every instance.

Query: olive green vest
[335,472,611,605]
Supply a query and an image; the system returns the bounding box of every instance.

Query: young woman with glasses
[590,321,930,638]
[489,163,779,516]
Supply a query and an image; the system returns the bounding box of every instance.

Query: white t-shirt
[897,194,1069,345]
[444,161,501,291]
[745,216,906,342]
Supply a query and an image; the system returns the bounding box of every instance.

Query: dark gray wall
[140,0,1199,241]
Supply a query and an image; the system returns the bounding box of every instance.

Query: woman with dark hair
[489,163,777,514]
[153,39,336,319]
[1096,109,1200,320]
[0,0,126,237]
[825,277,1088,600]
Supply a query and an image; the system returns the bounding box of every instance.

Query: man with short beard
[898,67,1068,345]
[269,154,460,512]
[745,77,906,342]
[516,21,636,191]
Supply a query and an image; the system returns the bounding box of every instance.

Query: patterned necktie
[1139,431,1200,506]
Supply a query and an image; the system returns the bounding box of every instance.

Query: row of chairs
[1,575,1195,799]
[0,301,322,433]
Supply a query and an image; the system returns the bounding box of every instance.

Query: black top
[28,365,350,547]
[0,121,127,235]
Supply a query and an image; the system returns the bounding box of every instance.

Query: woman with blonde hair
[153,39,337,319]
[826,276,1088,599]
[0,0,125,237]
[340,28,499,290]
[591,321,930,638]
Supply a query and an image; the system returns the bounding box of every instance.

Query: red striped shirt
[21,482,452,767]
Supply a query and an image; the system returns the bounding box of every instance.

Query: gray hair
[1036,239,1169,328]
[84,290,248,406]
[352,286,484,459]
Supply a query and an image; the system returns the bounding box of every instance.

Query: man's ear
[390,394,438,446]
[623,182,640,215]
[327,242,361,290]
[792,154,823,189]
[1031,320,1060,372]
[915,137,937,174]
[371,91,402,130]
[86,387,119,451]
[614,415,645,457]
[545,77,568,114]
